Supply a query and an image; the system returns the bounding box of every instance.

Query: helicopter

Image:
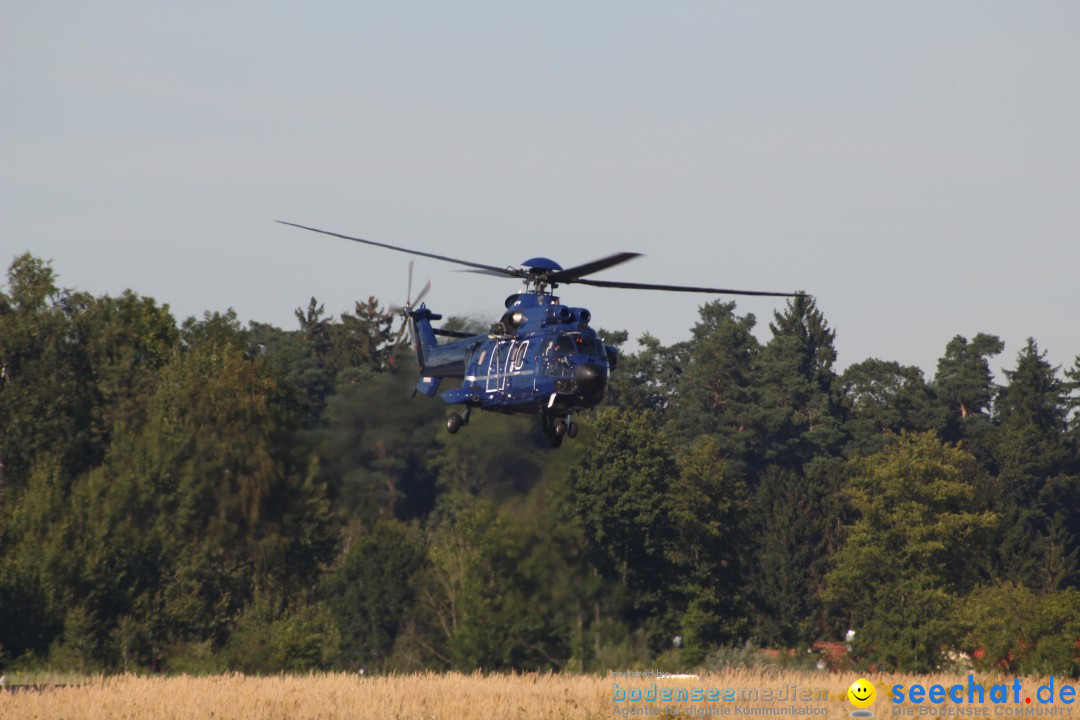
[279,221,804,448]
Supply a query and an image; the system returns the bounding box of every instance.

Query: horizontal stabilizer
[415,376,442,397]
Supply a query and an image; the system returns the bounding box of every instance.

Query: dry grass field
[1,668,1076,719]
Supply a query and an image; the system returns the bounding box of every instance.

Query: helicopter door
[486,340,512,393]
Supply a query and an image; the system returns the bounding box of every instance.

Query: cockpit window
[549,334,602,356]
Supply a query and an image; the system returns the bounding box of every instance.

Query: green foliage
[417,494,567,670]
[324,520,426,670]
[826,432,997,672]
[604,332,682,414]
[755,295,845,466]
[960,582,1080,677]
[0,257,96,488]
[427,413,548,502]
[669,435,750,656]
[840,359,942,456]
[224,590,342,673]
[5,252,1080,677]
[932,333,1004,452]
[749,297,846,645]
[570,408,679,617]
[752,459,847,646]
[666,301,760,465]
[990,339,1079,590]
[317,368,443,524]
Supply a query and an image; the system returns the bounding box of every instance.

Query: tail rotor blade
[406,260,414,305]
[387,319,410,368]
[413,279,431,307]
[387,262,431,371]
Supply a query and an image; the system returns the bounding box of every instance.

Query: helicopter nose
[574,362,607,403]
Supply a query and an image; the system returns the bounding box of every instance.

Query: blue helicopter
[279,221,803,448]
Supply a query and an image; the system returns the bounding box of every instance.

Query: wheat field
[1,669,1076,719]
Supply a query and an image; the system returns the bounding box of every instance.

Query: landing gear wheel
[553,419,567,438]
[542,416,565,449]
[446,412,463,434]
[567,421,579,439]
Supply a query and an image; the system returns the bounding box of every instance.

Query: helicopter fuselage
[408,291,616,442]
[278,220,804,447]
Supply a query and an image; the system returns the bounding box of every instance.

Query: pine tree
[755,294,844,467]
[932,333,1004,453]
[666,301,761,473]
[748,296,845,643]
[603,332,683,415]
[992,339,1079,590]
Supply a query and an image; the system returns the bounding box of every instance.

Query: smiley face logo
[848,677,877,709]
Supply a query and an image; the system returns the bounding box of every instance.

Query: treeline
[2,253,1080,676]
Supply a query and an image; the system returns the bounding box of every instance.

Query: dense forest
[2,253,1080,676]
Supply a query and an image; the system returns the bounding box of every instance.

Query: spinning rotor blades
[279,221,805,297]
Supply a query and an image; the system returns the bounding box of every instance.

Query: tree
[932,333,1004,451]
[755,294,844,467]
[323,520,426,670]
[603,331,683,415]
[0,457,70,663]
[317,367,444,525]
[62,312,339,667]
[666,301,761,470]
[427,412,549,505]
[415,495,566,670]
[1066,354,1080,436]
[0,255,96,489]
[749,296,846,644]
[840,359,941,457]
[224,589,342,673]
[329,298,394,374]
[991,339,1078,590]
[750,456,849,646]
[825,432,997,672]
[570,408,679,620]
[667,435,750,659]
[960,582,1080,677]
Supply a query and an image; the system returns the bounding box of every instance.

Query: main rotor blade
[277,221,515,276]
[549,252,642,283]
[458,268,526,279]
[573,277,807,297]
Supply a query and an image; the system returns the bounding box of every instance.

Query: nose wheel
[542,415,578,448]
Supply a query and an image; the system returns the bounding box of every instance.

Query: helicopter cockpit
[540,333,608,404]
[542,334,603,364]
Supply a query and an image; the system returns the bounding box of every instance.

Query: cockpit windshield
[548,334,603,357]
[555,336,575,354]
[574,335,603,356]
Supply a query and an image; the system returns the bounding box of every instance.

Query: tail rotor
[387,260,431,369]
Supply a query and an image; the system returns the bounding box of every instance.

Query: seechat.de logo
[849,677,877,717]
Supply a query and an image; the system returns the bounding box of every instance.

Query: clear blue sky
[3,2,1078,379]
